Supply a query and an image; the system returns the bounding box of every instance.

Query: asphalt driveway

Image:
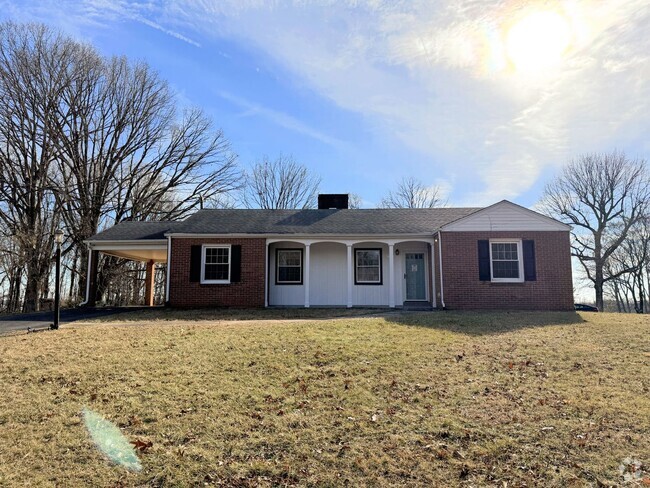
[0,307,147,334]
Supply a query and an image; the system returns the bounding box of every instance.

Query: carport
[84,221,178,307]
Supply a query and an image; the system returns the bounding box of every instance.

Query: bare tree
[241,155,321,209]
[0,22,242,309]
[605,217,650,313]
[380,177,446,208]
[541,151,650,311]
[0,22,77,311]
[348,193,363,209]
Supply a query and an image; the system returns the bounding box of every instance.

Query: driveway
[0,307,147,334]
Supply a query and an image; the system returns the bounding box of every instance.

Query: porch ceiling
[88,240,168,263]
[100,248,167,263]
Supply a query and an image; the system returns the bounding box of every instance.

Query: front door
[405,253,426,300]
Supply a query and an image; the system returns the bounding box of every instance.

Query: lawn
[0,310,648,487]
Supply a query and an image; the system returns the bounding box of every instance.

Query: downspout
[79,243,92,306]
[165,235,172,305]
[437,231,446,310]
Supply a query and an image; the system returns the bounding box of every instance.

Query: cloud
[8,0,650,204]
[218,91,343,147]
[159,0,649,202]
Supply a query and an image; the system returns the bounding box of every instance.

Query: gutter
[437,231,446,310]
[165,235,172,304]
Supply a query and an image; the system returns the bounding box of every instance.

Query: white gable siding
[442,201,569,232]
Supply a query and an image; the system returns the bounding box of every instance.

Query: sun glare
[506,10,572,73]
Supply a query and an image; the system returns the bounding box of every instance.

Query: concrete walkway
[0,307,147,334]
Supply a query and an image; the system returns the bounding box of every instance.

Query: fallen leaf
[130,439,153,452]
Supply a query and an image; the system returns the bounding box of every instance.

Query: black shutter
[478,240,491,281]
[190,245,202,282]
[230,245,242,283]
[523,240,536,281]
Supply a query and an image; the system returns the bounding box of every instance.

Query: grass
[0,310,648,487]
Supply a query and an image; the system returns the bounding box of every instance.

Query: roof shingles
[87,208,482,242]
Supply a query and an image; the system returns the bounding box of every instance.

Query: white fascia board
[163,233,438,240]
[86,240,168,251]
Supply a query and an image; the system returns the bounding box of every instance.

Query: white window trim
[355,248,382,285]
[489,239,524,283]
[276,248,303,284]
[200,244,231,284]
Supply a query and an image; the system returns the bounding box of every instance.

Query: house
[84,195,574,310]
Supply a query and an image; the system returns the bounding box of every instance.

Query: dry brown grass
[0,311,648,487]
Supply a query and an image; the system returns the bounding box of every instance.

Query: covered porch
[265,238,438,309]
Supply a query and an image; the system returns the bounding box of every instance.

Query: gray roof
[87,208,482,242]
[88,221,182,241]
[170,208,481,235]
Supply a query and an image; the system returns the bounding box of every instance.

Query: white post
[165,236,171,304]
[264,241,269,307]
[346,244,353,308]
[388,244,395,308]
[304,244,310,308]
[430,242,437,308]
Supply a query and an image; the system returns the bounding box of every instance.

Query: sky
[0,0,649,211]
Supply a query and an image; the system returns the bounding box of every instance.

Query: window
[490,240,524,282]
[276,249,303,284]
[201,245,231,284]
[355,248,382,285]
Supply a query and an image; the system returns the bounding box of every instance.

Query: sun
[505,10,572,73]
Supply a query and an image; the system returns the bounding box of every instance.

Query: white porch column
[304,243,310,308]
[264,241,269,307]
[346,244,353,308]
[388,244,395,308]
[430,243,437,308]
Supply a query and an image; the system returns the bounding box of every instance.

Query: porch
[265,238,438,308]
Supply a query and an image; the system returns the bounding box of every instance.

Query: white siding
[269,242,305,306]
[443,201,569,232]
[309,242,347,306]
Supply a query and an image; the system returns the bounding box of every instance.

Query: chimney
[318,194,349,210]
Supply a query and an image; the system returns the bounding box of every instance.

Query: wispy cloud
[219,91,343,147]
[132,16,201,48]
[5,0,650,204]
[154,0,649,202]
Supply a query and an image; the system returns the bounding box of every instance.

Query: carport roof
[87,221,182,242]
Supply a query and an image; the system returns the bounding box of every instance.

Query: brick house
[84,196,573,310]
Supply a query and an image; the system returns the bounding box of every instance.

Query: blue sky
[1,0,649,209]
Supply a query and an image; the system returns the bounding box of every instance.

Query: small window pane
[492,260,519,278]
[357,267,380,282]
[278,250,301,267]
[205,263,229,280]
[278,266,301,282]
[357,250,380,266]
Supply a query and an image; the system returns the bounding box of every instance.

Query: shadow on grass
[87,307,586,336]
[87,306,395,323]
[384,310,586,336]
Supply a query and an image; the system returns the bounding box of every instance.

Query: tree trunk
[22,265,41,313]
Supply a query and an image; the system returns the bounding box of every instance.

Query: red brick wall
[440,231,573,311]
[169,238,266,308]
